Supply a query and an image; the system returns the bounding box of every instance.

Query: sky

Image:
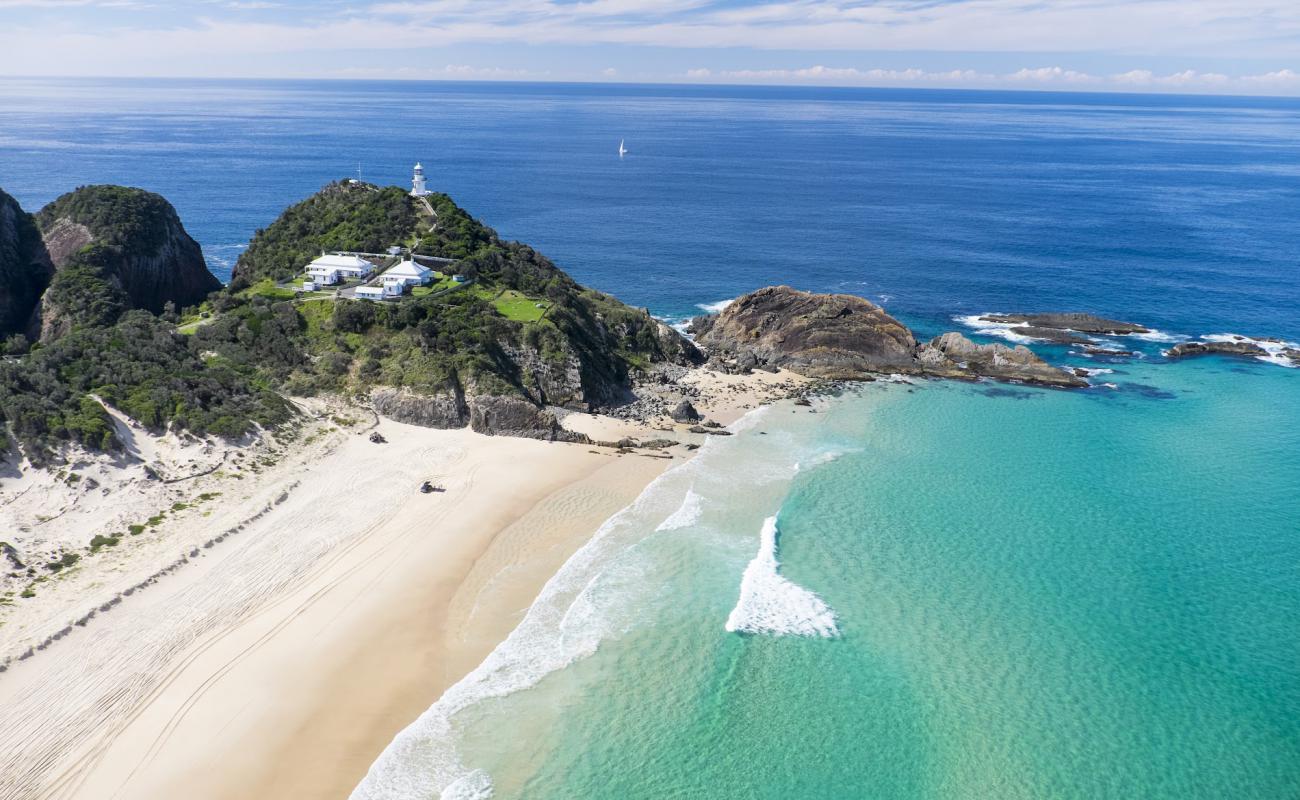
[1,0,1299,95]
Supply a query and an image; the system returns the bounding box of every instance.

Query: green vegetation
[245,278,296,302]
[40,245,131,332]
[491,289,551,323]
[45,552,80,572]
[37,185,174,252]
[0,179,696,467]
[89,534,120,551]
[232,182,418,285]
[0,188,52,337]
[0,311,292,464]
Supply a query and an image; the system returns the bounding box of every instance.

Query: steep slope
[207,182,700,438]
[0,189,53,339]
[37,185,220,337]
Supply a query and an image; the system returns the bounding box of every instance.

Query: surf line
[725,516,839,638]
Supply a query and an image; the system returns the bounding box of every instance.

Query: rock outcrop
[916,332,1089,387]
[0,189,53,339]
[1166,337,1300,366]
[670,400,701,423]
[979,312,1149,335]
[692,286,1086,388]
[36,186,220,336]
[371,385,469,429]
[694,286,918,378]
[468,395,588,442]
[371,386,588,442]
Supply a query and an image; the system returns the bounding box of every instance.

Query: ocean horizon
[3,77,1297,799]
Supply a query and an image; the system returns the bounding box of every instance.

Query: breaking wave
[952,314,1040,344]
[725,517,839,638]
[697,297,736,314]
[1124,328,1184,343]
[1199,333,1299,368]
[656,490,703,531]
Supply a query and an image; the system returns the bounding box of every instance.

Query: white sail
[618,139,627,156]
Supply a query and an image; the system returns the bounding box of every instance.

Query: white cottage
[305,253,374,284]
[355,284,401,300]
[380,259,432,288]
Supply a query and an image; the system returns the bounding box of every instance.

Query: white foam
[696,297,736,314]
[1199,333,1299,368]
[952,314,1039,343]
[656,489,703,531]
[794,447,860,473]
[724,517,839,638]
[1124,328,1184,343]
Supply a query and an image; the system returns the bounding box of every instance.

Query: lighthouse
[410,162,430,197]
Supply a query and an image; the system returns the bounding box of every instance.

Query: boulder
[917,332,1088,388]
[695,285,918,379]
[670,400,701,423]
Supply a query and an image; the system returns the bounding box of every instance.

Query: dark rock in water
[1164,337,1296,365]
[670,400,701,423]
[793,397,812,407]
[916,333,1089,388]
[1083,346,1136,357]
[980,312,1149,335]
[1009,326,1094,345]
[688,425,732,436]
[980,386,1037,400]
[1121,383,1177,400]
[696,285,918,379]
[689,287,1088,388]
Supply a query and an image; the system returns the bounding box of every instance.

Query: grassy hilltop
[0,180,698,465]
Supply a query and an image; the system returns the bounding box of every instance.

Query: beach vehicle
[420,481,445,494]
[369,432,386,444]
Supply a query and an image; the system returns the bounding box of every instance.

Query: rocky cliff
[0,189,54,339]
[36,186,220,337]
[692,286,1086,388]
[693,286,918,378]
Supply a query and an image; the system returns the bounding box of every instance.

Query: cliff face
[694,286,1086,388]
[36,186,220,337]
[0,189,54,338]
[694,286,918,378]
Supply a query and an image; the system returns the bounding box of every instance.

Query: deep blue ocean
[1,78,1298,340]
[3,79,1297,800]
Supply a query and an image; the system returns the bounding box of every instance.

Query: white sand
[0,370,803,799]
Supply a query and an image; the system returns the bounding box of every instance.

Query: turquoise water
[357,353,1299,799]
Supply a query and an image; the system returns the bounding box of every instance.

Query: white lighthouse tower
[410,162,430,197]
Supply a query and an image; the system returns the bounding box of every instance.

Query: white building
[410,163,431,197]
[355,283,402,301]
[381,259,433,288]
[306,253,373,283]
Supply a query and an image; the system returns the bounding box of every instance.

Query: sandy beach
[0,370,804,800]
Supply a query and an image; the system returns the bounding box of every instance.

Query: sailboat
[618,139,628,157]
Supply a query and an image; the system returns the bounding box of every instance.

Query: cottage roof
[382,260,432,280]
[310,254,372,270]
